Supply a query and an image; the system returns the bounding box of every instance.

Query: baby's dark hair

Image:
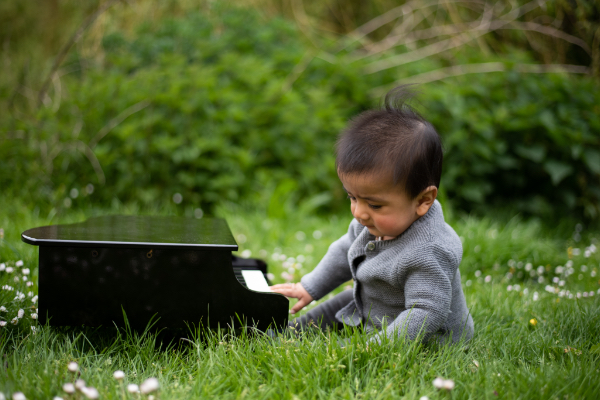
[336,85,443,199]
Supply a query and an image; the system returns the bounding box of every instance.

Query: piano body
[21,216,289,331]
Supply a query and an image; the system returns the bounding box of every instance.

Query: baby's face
[340,173,420,240]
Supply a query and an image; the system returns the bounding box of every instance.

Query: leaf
[543,160,573,186]
[515,144,546,163]
[583,149,600,174]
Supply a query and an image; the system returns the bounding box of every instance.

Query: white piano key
[241,270,272,292]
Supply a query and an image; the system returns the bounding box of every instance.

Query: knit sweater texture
[300,200,474,344]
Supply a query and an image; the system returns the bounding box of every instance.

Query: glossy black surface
[23,216,289,330]
[22,216,237,249]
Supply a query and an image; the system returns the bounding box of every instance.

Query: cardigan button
[367,242,375,250]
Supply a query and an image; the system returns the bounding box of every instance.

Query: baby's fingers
[290,297,311,314]
[270,284,299,298]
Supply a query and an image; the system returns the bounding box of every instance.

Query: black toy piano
[21,216,289,331]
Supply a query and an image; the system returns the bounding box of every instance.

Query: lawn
[1,200,599,399]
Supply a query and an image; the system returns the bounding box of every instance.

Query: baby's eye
[369,204,382,210]
[346,194,356,201]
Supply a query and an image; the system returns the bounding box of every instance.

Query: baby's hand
[270,282,314,314]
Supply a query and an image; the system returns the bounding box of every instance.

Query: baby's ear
[416,186,438,216]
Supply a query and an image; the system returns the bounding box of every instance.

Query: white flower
[140,377,160,394]
[17,309,24,319]
[22,268,30,275]
[75,379,86,390]
[0,263,5,271]
[11,318,18,325]
[533,292,539,301]
[572,248,581,256]
[474,270,481,277]
[62,383,75,394]
[127,384,139,393]
[31,314,37,320]
[507,285,512,291]
[12,392,25,400]
[442,379,455,390]
[432,377,444,389]
[0,321,6,327]
[81,387,99,399]
[2,285,13,291]
[419,397,429,400]
[27,292,33,297]
[31,296,38,304]
[26,282,33,287]
[536,266,544,275]
[53,397,64,400]
[240,249,252,258]
[280,272,293,282]
[31,326,36,333]
[113,370,125,380]
[15,260,23,267]
[484,275,492,283]
[312,230,322,239]
[5,267,13,273]
[555,266,564,274]
[0,306,6,312]
[68,362,78,373]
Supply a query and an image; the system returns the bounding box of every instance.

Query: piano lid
[21,216,238,250]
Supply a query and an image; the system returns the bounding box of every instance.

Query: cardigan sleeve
[300,220,359,300]
[370,248,454,344]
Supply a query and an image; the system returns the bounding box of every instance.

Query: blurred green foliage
[426,71,600,219]
[1,3,599,221]
[1,8,371,214]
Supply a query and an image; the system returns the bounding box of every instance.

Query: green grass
[1,199,599,399]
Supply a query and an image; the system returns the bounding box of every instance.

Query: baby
[271,86,474,344]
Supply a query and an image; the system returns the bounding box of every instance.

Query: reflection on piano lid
[21,216,289,331]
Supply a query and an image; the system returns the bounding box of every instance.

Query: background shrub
[1,2,599,221]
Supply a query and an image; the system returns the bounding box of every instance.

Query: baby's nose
[352,204,370,222]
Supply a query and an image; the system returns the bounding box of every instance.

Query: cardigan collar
[347,200,443,265]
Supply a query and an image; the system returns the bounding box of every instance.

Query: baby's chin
[367,227,384,237]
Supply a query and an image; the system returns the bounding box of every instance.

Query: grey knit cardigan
[301,200,474,344]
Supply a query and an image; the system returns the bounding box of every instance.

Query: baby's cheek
[376,216,409,235]
[375,217,399,231]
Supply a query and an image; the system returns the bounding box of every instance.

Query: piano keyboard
[233,267,272,292]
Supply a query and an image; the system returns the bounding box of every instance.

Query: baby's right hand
[270,282,314,314]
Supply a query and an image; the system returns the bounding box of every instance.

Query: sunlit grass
[1,199,599,399]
